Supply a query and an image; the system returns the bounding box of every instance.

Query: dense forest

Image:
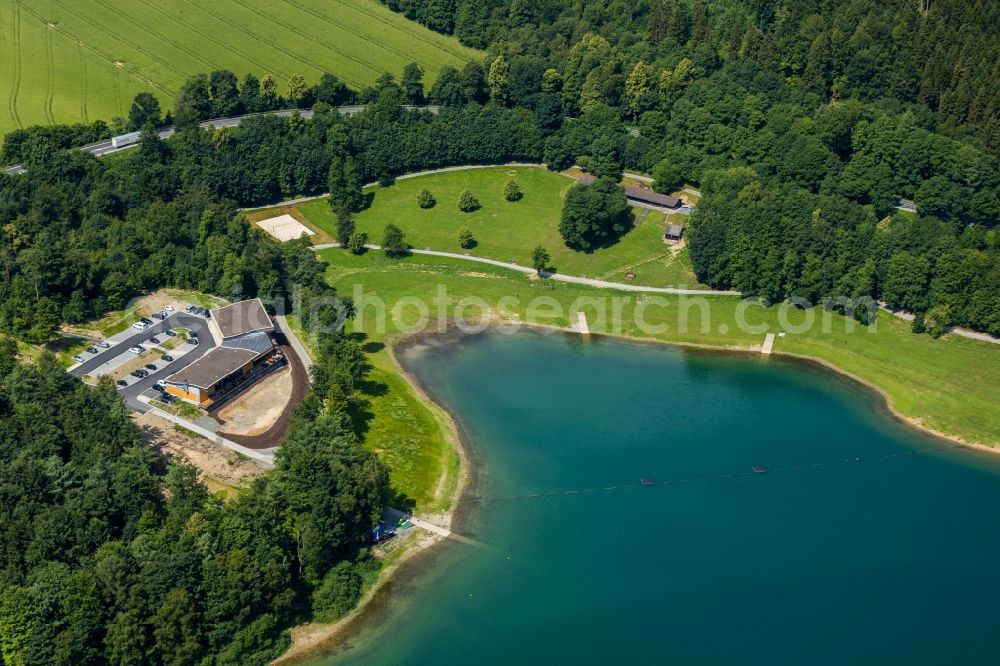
[382,0,1000,156]
[0,335,388,664]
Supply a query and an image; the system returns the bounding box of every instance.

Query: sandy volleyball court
[256,214,315,242]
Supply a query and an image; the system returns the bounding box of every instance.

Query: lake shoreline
[273,318,992,664]
[272,327,481,665]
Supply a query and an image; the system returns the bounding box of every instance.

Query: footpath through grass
[296,166,700,288]
[318,248,1000,507]
[0,0,479,135]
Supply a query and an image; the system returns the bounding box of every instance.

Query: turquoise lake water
[325,331,1000,665]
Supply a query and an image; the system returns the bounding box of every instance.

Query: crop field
[0,0,479,134]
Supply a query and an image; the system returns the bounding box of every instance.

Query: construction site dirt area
[135,411,265,490]
[215,366,293,436]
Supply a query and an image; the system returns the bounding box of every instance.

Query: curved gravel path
[311,243,740,296]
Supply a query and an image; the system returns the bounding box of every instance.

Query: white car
[131,321,148,330]
[97,340,111,348]
[128,346,144,354]
[71,355,85,363]
[156,379,167,388]
[164,305,174,311]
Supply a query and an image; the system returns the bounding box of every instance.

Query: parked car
[130,370,144,378]
[140,317,153,325]
[115,380,128,388]
[148,336,160,344]
[187,337,199,345]
[164,329,176,337]
[144,363,157,371]
[98,341,111,348]
[188,331,198,338]
[156,379,167,388]
[164,305,175,311]
[151,312,165,321]
[128,346,143,354]
[183,305,195,313]
[86,347,98,354]
[131,321,148,330]
[161,355,174,362]
[160,394,176,404]
[71,355,85,363]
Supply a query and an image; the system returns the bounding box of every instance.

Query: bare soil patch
[216,343,309,449]
[215,366,293,435]
[135,412,265,490]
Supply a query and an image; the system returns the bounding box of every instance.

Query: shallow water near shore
[323,330,1000,665]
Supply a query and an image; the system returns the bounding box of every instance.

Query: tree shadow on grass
[361,191,376,211]
[347,393,376,440]
[347,376,390,439]
[581,208,638,252]
[390,488,417,514]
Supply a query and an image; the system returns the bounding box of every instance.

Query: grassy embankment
[0,0,479,135]
[295,165,699,289]
[317,248,1000,509]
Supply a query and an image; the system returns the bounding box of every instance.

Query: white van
[131,321,148,330]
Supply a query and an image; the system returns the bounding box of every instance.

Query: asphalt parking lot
[68,312,217,412]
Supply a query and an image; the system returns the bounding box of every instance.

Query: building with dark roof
[164,299,280,407]
[623,185,680,209]
[664,223,684,241]
[209,298,274,340]
[575,174,681,210]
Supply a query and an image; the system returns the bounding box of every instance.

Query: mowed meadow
[0,0,479,133]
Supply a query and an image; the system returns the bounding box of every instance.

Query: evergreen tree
[328,155,364,213]
[335,209,355,246]
[458,227,475,248]
[382,224,408,257]
[417,187,436,208]
[348,231,368,255]
[504,179,523,202]
[401,63,425,104]
[458,190,481,212]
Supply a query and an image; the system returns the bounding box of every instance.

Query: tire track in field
[78,42,88,122]
[17,2,172,96]
[333,0,474,61]
[88,0,219,75]
[44,0,189,82]
[131,0,292,87]
[229,0,388,80]
[179,0,361,87]
[227,0,387,81]
[112,64,122,117]
[209,0,378,84]
[44,24,55,124]
[8,0,22,128]
[268,0,425,68]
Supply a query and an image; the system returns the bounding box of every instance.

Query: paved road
[3,105,441,175]
[877,303,999,345]
[68,312,216,411]
[312,243,740,296]
[274,315,313,373]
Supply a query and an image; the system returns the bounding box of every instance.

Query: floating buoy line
[456,439,973,506]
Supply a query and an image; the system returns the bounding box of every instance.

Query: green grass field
[296,166,701,288]
[0,0,479,134]
[316,249,1000,507]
